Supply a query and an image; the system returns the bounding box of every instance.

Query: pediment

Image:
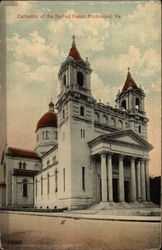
[115,135,141,146]
[88,129,153,151]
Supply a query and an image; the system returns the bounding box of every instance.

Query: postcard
[0,1,161,249]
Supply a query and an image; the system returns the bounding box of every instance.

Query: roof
[68,43,82,60]
[122,70,139,92]
[8,147,40,160]
[36,112,57,130]
[12,169,39,177]
[68,35,82,60]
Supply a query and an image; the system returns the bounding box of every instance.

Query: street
[0,212,160,250]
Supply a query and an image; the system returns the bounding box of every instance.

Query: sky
[2,0,161,176]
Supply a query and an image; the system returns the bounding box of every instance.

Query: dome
[36,112,57,130]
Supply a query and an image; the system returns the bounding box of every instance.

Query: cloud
[48,9,110,53]
[111,1,161,50]
[7,32,62,64]
[91,73,118,106]
[30,64,58,82]
[93,45,160,92]
[6,1,35,24]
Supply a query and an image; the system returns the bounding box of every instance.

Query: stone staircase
[71,202,161,216]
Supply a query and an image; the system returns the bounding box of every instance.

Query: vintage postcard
[0,1,161,249]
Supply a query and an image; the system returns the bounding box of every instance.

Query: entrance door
[113,179,118,202]
[124,181,129,202]
[97,175,102,202]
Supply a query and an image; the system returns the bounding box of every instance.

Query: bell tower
[57,35,92,99]
[56,36,94,209]
[115,68,145,114]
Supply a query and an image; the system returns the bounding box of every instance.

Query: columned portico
[101,153,107,202]
[89,129,153,206]
[119,155,125,202]
[107,153,113,202]
[141,159,146,201]
[131,157,136,202]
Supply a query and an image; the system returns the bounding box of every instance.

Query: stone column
[131,157,137,202]
[119,155,125,202]
[101,153,107,202]
[145,159,150,202]
[107,153,113,202]
[141,159,146,201]
[137,161,142,201]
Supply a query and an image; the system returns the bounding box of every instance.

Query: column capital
[108,151,113,155]
[139,158,145,164]
[100,151,107,158]
[119,154,125,160]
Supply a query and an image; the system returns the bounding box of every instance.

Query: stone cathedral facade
[0,37,153,210]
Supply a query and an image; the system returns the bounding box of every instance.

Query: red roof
[8,147,40,159]
[36,112,57,130]
[12,169,39,177]
[122,71,139,92]
[68,43,82,60]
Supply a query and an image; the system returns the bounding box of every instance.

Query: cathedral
[0,37,153,210]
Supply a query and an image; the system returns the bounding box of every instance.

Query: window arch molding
[94,112,99,122]
[102,115,107,124]
[118,120,123,129]
[110,117,115,127]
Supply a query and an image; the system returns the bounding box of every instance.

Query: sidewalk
[0,209,161,223]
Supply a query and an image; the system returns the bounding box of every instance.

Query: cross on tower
[72,35,76,46]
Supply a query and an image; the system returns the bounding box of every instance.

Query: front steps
[71,202,160,216]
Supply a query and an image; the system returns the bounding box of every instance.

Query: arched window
[63,168,65,192]
[63,74,66,86]
[53,156,56,163]
[121,100,126,110]
[118,120,122,129]
[47,174,50,194]
[138,125,141,134]
[63,109,65,119]
[41,176,43,195]
[42,131,45,140]
[23,162,26,170]
[80,106,84,116]
[136,98,140,110]
[103,115,107,124]
[94,113,99,122]
[46,131,49,139]
[111,118,115,127]
[23,179,28,197]
[55,131,58,140]
[19,162,22,169]
[77,72,84,86]
[55,170,58,192]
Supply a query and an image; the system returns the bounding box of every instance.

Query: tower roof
[68,35,82,61]
[122,68,139,92]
